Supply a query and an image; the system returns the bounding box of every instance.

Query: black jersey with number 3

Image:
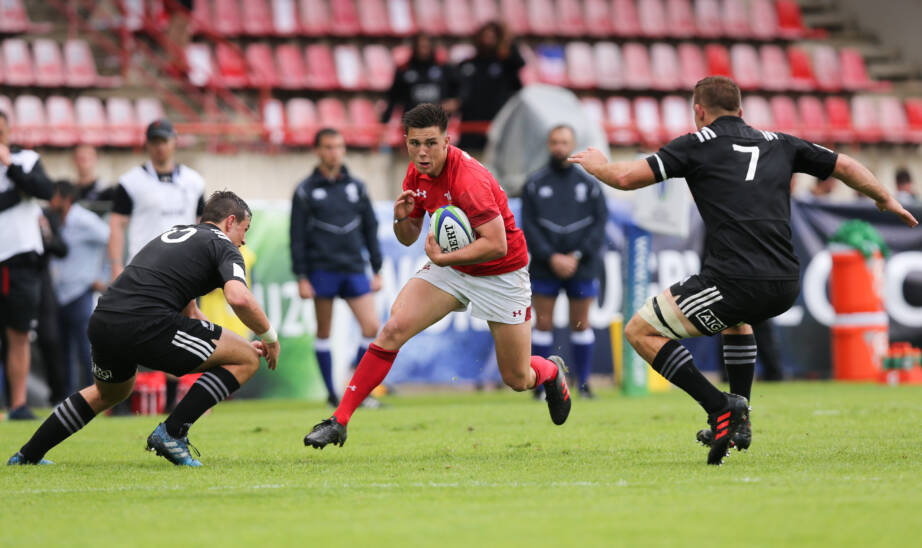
[646,115,838,280]
[96,223,247,316]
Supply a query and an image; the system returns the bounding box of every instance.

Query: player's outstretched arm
[568,148,658,191]
[223,279,280,369]
[393,189,423,246]
[425,215,507,267]
[833,154,919,228]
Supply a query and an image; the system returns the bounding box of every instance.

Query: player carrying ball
[569,76,917,465]
[304,104,571,449]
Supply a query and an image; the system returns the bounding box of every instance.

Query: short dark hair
[895,167,912,186]
[53,180,78,201]
[548,124,575,138]
[313,127,341,147]
[693,76,741,113]
[402,103,449,133]
[201,190,251,224]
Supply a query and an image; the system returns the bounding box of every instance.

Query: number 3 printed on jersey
[732,144,760,182]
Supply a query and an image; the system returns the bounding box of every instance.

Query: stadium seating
[787,46,815,91]
[741,95,772,129]
[13,95,46,147]
[797,95,827,143]
[583,0,612,37]
[704,44,732,78]
[444,0,475,36]
[594,42,624,90]
[246,43,280,88]
[759,45,790,91]
[262,98,285,145]
[106,97,140,147]
[579,96,605,133]
[662,95,693,136]
[878,96,908,143]
[623,43,652,89]
[611,0,641,37]
[213,0,243,36]
[565,42,595,89]
[3,39,35,86]
[812,45,841,92]
[186,43,216,87]
[502,0,530,35]
[694,0,722,39]
[193,0,212,34]
[346,97,380,147]
[770,95,799,134]
[416,0,447,35]
[730,44,761,90]
[535,44,568,87]
[638,0,667,38]
[605,96,637,145]
[286,97,318,146]
[824,96,855,143]
[721,0,750,39]
[0,0,29,34]
[677,43,706,89]
[46,96,77,147]
[358,0,390,35]
[851,96,883,143]
[905,98,922,142]
[305,44,338,89]
[650,43,679,90]
[64,39,100,88]
[840,48,873,91]
[271,0,299,36]
[275,44,306,89]
[33,39,64,88]
[215,43,248,88]
[390,0,418,36]
[633,96,662,146]
[242,0,274,36]
[775,0,807,38]
[317,97,348,132]
[472,0,499,25]
[136,97,166,128]
[364,45,395,91]
[330,0,361,36]
[334,45,366,90]
[300,0,331,35]
[556,0,586,37]
[749,0,778,40]
[665,0,695,38]
[75,96,108,146]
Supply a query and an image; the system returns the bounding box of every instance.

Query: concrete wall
[838,0,922,73]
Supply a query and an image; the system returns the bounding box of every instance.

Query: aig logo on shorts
[92,362,113,381]
[695,309,727,334]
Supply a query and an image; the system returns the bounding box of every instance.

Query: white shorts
[413,263,532,324]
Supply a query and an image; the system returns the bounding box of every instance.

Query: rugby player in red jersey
[304,104,571,448]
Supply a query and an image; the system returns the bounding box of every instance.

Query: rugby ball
[431,205,475,253]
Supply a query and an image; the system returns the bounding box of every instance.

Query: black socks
[164,367,240,437]
[721,333,757,401]
[20,392,96,462]
[652,340,727,413]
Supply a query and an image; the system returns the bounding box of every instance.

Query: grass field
[3,382,922,547]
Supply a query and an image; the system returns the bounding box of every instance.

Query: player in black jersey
[570,76,918,465]
[8,191,280,467]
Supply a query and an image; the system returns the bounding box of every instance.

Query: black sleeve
[0,188,20,212]
[6,158,53,200]
[111,184,134,215]
[43,211,69,258]
[577,181,608,259]
[214,239,247,287]
[196,194,205,217]
[646,133,695,182]
[289,185,311,277]
[784,134,839,179]
[359,186,382,273]
[381,68,408,123]
[519,178,555,263]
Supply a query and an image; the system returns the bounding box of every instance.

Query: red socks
[333,343,398,426]
[530,355,559,387]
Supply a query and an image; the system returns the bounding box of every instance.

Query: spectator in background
[37,199,69,404]
[0,110,54,419]
[521,125,608,398]
[290,128,383,408]
[381,34,458,125]
[456,21,525,150]
[895,168,918,204]
[48,181,110,393]
[73,144,115,214]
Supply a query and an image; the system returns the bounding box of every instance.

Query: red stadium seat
[720,0,750,39]
[759,45,789,91]
[623,43,652,89]
[330,0,361,35]
[638,0,667,38]
[416,0,447,35]
[730,44,761,90]
[677,43,706,89]
[215,43,248,87]
[75,96,107,146]
[444,0,475,35]
[285,98,318,146]
[605,96,637,145]
[246,43,279,88]
[812,45,841,92]
[797,95,827,143]
[346,98,380,147]
[135,97,166,128]
[583,0,612,37]
[851,96,882,142]
[242,0,274,35]
[611,0,641,37]
[300,0,330,35]
[185,43,216,87]
[0,0,29,33]
[662,95,694,136]
[388,0,417,36]
[45,96,77,147]
[527,0,556,37]
[665,0,695,38]
[358,0,390,35]
[305,44,338,89]
[472,0,499,25]
[634,96,662,146]
[64,39,99,88]
[334,44,366,90]
[787,46,815,90]
[32,39,64,88]
[274,44,305,89]
[741,95,772,129]
[556,0,585,36]
[840,48,873,91]
[120,0,146,32]
[824,96,854,143]
[3,39,34,86]
[594,42,623,90]
[501,0,530,35]
[213,0,243,35]
[262,98,285,145]
[535,44,568,87]
[704,44,731,78]
[905,98,922,143]
[364,45,394,91]
[565,42,595,89]
[879,96,908,143]
[749,0,777,40]
[14,95,46,147]
[775,0,806,38]
[769,95,798,134]
[694,0,721,39]
[317,97,348,132]
[106,97,139,147]
[271,0,299,36]
[650,43,679,90]
[579,97,606,135]
[193,0,212,35]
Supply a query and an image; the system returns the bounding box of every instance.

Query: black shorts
[0,255,42,332]
[669,274,800,336]
[88,311,223,383]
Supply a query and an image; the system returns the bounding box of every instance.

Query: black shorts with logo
[88,311,223,383]
[669,273,800,336]
[0,253,42,332]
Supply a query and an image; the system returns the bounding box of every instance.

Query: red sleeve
[458,175,501,228]
[401,165,425,218]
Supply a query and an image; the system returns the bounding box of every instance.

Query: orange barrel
[829,245,885,314]
[831,313,889,381]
